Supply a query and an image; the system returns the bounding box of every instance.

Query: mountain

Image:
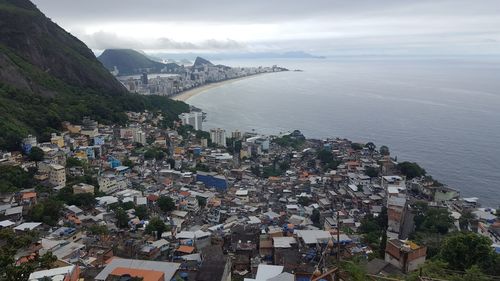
[193,56,214,67]
[0,0,188,150]
[98,49,181,76]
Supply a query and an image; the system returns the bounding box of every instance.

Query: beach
[171,74,264,101]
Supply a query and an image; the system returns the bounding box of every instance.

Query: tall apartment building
[210,128,226,147]
[178,112,203,131]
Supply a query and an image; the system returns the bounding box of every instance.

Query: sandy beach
[171,74,264,102]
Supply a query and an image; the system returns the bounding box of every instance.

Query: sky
[32,0,500,56]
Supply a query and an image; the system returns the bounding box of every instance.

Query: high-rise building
[141,72,148,85]
[134,130,146,145]
[210,128,226,147]
[178,112,203,131]
[231,130,242,140]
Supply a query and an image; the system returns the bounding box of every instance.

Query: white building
[179,111,203,131]
[133,130,146,145]
[210,128,226,147]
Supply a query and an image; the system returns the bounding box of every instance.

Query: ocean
[186,57,500,207]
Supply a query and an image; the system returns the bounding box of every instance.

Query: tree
[196,196,207,209]
[114,207,129,228]
[0,165,35,193]
[134,205,149,220]
[157,196,175,212]
[311,209,320,225]
[398,161,426,179]
[38,252,57,270]
[88,224,109,235]
[365,142,376,152]
[379,145,390,156]
[122,158,134,167]
[297,196,310,206]
[146,217,169,239]
[459,210,476,231]
[28,147,44,164]
[351,143,363,151]
[365,166,379,178]
[65,157,83,168]
[426,209,453,234]
[439,232,495,272]
[29,198,63,226]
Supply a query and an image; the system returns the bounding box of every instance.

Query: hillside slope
[0,0,188,150]
[98,49,181,76]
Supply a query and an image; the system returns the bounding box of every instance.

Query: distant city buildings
[117,59,287,97]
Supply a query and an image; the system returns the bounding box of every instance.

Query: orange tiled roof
[111,267,164,281]
[177,245,195,254]
[22,192,37,199]
[179,191,191,197]
[147,194,159,202]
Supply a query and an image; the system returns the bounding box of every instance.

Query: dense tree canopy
[28,147,44,163]
[146,217,169,239]
[398,161,426,179]
[28,198,63,226]
[0,165,35,193]
[439,232,498,274]
[157,196,175,213]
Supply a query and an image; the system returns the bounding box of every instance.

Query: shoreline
[171,73,267,102]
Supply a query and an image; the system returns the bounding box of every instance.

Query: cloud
[80,31,248,51]
[33,0,500,55]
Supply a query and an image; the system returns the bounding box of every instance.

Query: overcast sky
[32,0,500,56]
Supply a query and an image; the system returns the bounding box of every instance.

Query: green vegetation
[57,187,96,208]
[350,142,364,151]
[379,145,390,156]
[398,161,426,179]
[28,147,44,163]
[406,232,500,280]
[134,205,149,220]
[114,207,129,228]
[311,209,320,225]
[364,166,379,178]
[144,147,167,160]
[88,224,109,235]
[122,158,134,167]
[0,228,58,280]
[411,201,455,258]
[146,217,169,239]
[65,157,84,168]
[440,232,498,274]
[317,149,341,170]
[359,207,388,258]
[196,196,207,209]
[157,196,175,212]
[0,165,35,193]
[27,198,63,226]
[298,196,311,206]
[365,142,376,152]
[272,134,304,149]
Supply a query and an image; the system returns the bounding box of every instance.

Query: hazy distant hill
[0,0,188,150]
[150,51,326,61]
[98,49,181,76]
